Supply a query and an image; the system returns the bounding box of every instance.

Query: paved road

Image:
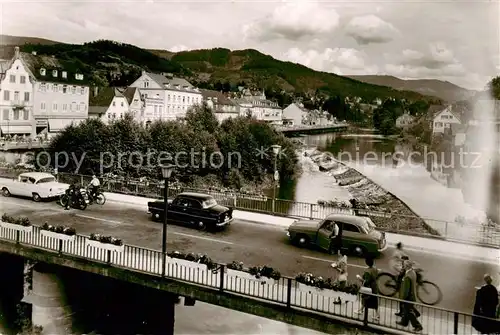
[0,196,498,315]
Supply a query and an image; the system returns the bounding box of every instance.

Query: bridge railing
[52,172,500,248]
[1,223,496,335]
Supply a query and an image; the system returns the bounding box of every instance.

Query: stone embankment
[304,149,439,236]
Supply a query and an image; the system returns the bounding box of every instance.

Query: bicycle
[376,269,443,305]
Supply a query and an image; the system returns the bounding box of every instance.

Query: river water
[0,130,489,334]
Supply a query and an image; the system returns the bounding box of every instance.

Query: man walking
[396,259,423,332]
[472,274,499,334]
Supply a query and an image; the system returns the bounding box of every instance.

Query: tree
[488,76,500,99]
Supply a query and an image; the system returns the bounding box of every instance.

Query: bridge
[275,124,349,136]
[0,214,492,334]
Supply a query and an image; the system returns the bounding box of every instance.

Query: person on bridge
[89,175,101,202]
[472,274,500,334]
[355,256,380,321]
[396,259,423,332]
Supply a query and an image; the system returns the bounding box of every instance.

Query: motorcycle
[59,188,90,210]
[87,186,106,205]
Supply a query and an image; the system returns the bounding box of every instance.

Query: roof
[324,213,374,226]
[434,105,462,122]
[144,71,198,93]
[286,103,309,113]
[88,106,108,116]
[89,87,122,107]
[122,87,141,105]
[236,97,281,109]
[18,51,90,85]
[19,172,55,179]
[178,192,214,200]
[199,89,235,106]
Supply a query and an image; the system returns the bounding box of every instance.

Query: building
[121,87,144,123]
[128,71,202,121]
[88,87,131,124]
[0,47,34,136]
[432,105,461,134]
[18,49,90,135]
[282,103,308,126]
[236,89,282,125]
[200,89,239,123]
[395,113,415,128]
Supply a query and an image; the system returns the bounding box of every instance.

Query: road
[0,195,497,316]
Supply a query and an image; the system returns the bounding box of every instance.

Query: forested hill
[1,35,441,103]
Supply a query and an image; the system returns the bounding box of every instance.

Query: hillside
[347,75,475,102]
[0,34,61,46]
[0,34,440,102]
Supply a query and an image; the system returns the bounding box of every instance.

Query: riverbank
[303,149,439,235]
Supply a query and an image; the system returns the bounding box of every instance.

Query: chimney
[142,70,146,75]
[14,46,19,58]
[31,51,37,56]
[94,86,99,97]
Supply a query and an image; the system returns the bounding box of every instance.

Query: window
[23,110,29,120]
[320,220,335,232]
[9,75,15,83]
[53,84,58,92]
[20,76,26,84]
[13,110,19,120]
[342,223,360,233]
[62,85,67,93]
[40,83,47,92]
[120,102,124,107]
[2,109,9,120]
[80,102,85,111]
[144,80,149,88]
[14,91,19,101]
[71,102,76,111]
[62,71,67,78]
[40,68,46,76]
[3,90,9,101]
[52,70,58,77]
[187,97,190,103]
[80,87,85,94]
[182,96,185,103]
[108,114,111,119]
[112,113,116,119]
[71,86,76,94]
[167,95,170,101]
[112,101,116,106]
[53,103,57,111]
[62,104,67,111]
[41,102,46,110]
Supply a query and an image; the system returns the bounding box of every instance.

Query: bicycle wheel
[376,272,398,297]
[417,280,442,305]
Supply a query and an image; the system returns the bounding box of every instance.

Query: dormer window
[40,68,46,76]
[52,70,58,77]
[144,80,149,88]
[75,73,84,80]
[62,71,67,78]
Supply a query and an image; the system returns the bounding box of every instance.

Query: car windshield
[359,219,375,234]
[202,198,217,209]
[37,177,56,184]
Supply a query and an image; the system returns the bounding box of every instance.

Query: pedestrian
[472,274,500,334]
[355,256,380,321]
[328,221,342,255]
[332,254,348,305]
[396,259,423,332]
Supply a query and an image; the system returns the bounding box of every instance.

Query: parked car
[147,192,233,231]
[285,214,387,257]
[0,172,69,202]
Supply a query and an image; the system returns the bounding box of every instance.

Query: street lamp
[161,164,175,277]
[270,144,281,213]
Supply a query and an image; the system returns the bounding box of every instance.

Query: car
[285,214,387,257]
[0,172,70,202]
[147,192,233,231]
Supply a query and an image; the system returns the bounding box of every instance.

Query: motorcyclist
[88,175,100,203]
[64,184,78,210]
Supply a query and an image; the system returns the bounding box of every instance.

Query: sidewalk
[105,192,500,265]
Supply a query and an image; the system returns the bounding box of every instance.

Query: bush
[41,222,76,236]
[1,213,31,226]
[89,233,123,246]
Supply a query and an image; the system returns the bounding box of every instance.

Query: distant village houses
[431,105,461,134]
[200,89,239,123]
[395,112,414,128]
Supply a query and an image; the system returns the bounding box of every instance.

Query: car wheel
[197,221,207,231]
[32,193,41,202]
[351,245,367,257]
[294,234,309,247]
[2,187,10,197]
[152,212,161,222]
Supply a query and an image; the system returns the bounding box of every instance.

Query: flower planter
[0,221,32,233]
[86,239,124,252]
[296,282,357,303]
[226,268,277,285]
[168,257,207,272]
[40,230,75,241]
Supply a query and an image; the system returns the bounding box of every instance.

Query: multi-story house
[432,105,461,134]
[0,47,34,136]
[282,103,308,126]
[15,50,90,135]
[395,113,414,128]
[121,87,144,123]
[236,89,282,125]
[89,87,130,124]
[128,71,202,121]
[200,89,239,123]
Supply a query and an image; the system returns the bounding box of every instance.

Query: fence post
[135,183,139,195]
[58,239,63,254]
[219,264,225,292]
[16,231,20,244]
[445,221,448,237]
[233,195,237,208]
[453,312,458,334]
[106,250,112,265]
[309,203,314,220]
[286,278,292,308]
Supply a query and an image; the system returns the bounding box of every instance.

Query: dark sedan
[147,192,233,231]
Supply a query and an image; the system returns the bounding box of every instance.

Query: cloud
[345,14,399,45]
[170,45,189,53]
[243,1,340,42]
[386,42,466,78]
[283,47,378,75]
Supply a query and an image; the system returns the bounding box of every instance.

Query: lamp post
[270,144,281,213]
[161,164,175,277]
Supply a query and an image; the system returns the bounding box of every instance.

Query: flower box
[226,268,277,285]
[86,239,124,252]
[40,230,75,241]
[168,257,207,272]
[296,282,357,303]
[0,221,32,233]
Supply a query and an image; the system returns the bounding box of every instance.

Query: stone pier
[22,263,72,334]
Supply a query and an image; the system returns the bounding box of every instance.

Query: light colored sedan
[0,172,69,201]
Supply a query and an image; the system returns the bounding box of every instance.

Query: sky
[1,0,499,90]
